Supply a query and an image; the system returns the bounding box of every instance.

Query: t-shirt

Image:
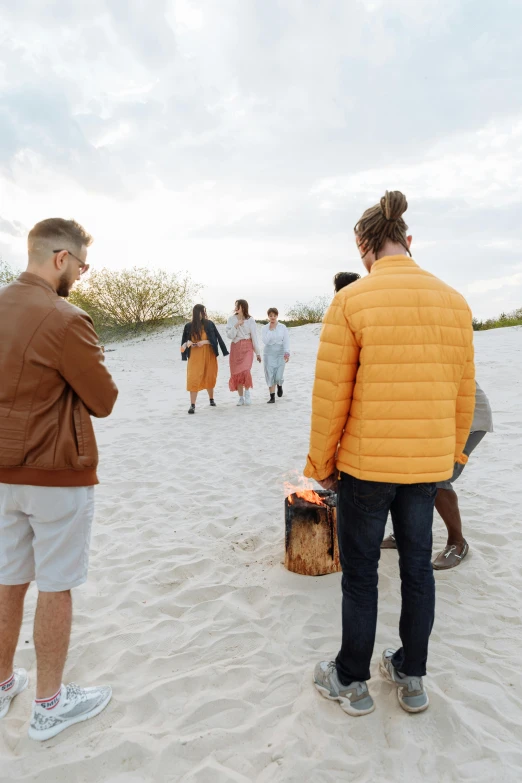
[472,381,493,432]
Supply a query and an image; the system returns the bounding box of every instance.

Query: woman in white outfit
[262,308,290,403]
[225,299,262,406]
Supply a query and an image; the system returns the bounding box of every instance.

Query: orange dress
[186,328,218,392]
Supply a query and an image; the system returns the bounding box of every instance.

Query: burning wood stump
[284,489,341,576]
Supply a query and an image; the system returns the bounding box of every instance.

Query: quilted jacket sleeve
[303,298,360,482]
[454,331,476,464]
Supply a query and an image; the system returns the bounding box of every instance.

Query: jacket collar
[18,272,58,295]
[371,255,418,274]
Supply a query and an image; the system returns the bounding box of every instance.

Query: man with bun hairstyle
[305,191,475,716]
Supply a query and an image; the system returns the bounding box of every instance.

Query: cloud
[311,116,522,209]
[468,269,522,295]
[0,216,26,237]
[2,0,505,196]
[1,0,522,317]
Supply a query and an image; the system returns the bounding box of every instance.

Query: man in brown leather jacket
[0,218,118,741]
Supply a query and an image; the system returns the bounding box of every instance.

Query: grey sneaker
[0,668,29,719]
[236,396,245,406]
[313,661,375,716]
[28,683,112,741]
[379,649,429,713]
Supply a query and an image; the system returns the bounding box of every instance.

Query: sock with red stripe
[35,687,62,710]
[0,673,15,693]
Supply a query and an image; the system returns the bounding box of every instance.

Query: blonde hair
[28,218,93,259]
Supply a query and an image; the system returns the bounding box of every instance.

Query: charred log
[284,490,341,576]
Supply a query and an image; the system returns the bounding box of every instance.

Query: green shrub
[285,296,330,323]
[206,311,228,324]
[69,267,200,332]
[0,259,19,286]
[472,307,522,331]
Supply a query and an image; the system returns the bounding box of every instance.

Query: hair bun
[380,190,408,222]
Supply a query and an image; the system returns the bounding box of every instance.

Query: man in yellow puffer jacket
[307,191,475,717]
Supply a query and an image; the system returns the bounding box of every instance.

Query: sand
[1,324,521,783]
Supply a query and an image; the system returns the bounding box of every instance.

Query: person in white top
[262,308,290,403]
[225,299,261,406]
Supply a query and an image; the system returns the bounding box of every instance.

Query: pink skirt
[229,339,254,391]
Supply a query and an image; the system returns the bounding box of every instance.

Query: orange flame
[292,489,325,506]
[284,476,325,507]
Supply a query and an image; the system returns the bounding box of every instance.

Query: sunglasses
[53,249,89,275]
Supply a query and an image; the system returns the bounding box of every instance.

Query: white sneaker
[244,389,252,405]
[0,668,29,719]
[28,683,112,741]
[237,396,245,406]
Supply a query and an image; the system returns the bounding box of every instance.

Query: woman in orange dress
[181,305,229,414]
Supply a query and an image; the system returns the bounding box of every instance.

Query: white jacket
[226,315,261,355]
[262,322,290,354]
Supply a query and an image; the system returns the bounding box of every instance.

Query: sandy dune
[1,324,521,783]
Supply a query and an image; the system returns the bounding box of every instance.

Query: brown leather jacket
[0,273,118,487]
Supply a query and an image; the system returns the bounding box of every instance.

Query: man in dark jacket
[0,218,118,741]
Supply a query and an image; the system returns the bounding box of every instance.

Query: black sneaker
[267,394,275,404]
[209,399,216,407]
[188,404,195,414]
[277,385,283,398]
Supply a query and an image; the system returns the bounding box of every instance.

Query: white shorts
[0,484,94,592]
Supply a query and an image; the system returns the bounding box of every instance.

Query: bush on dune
[285,296,330,323]
[0,259,19,286]
[68,267,201,339]
[69,267,199,326]
[473,307,522,331]
[206,311,228,324]
[2,260,207,342]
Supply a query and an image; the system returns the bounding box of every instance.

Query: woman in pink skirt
[226,299,262,406]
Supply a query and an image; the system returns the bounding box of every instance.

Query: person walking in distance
[0,219,118,741]
[181,304,229,414]
[262,308,290,403]
[226,299,262,406]
[305,191,475,716]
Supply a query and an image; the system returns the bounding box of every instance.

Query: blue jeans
[335,472,436,685]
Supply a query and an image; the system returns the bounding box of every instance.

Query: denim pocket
[352,478,395,512]
[414,482,437,499]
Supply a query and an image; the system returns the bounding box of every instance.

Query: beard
[57,271,74,298]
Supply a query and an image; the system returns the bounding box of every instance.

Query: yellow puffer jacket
[304,256,475,484]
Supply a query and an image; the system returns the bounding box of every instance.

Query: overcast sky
[1,0,521,319]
